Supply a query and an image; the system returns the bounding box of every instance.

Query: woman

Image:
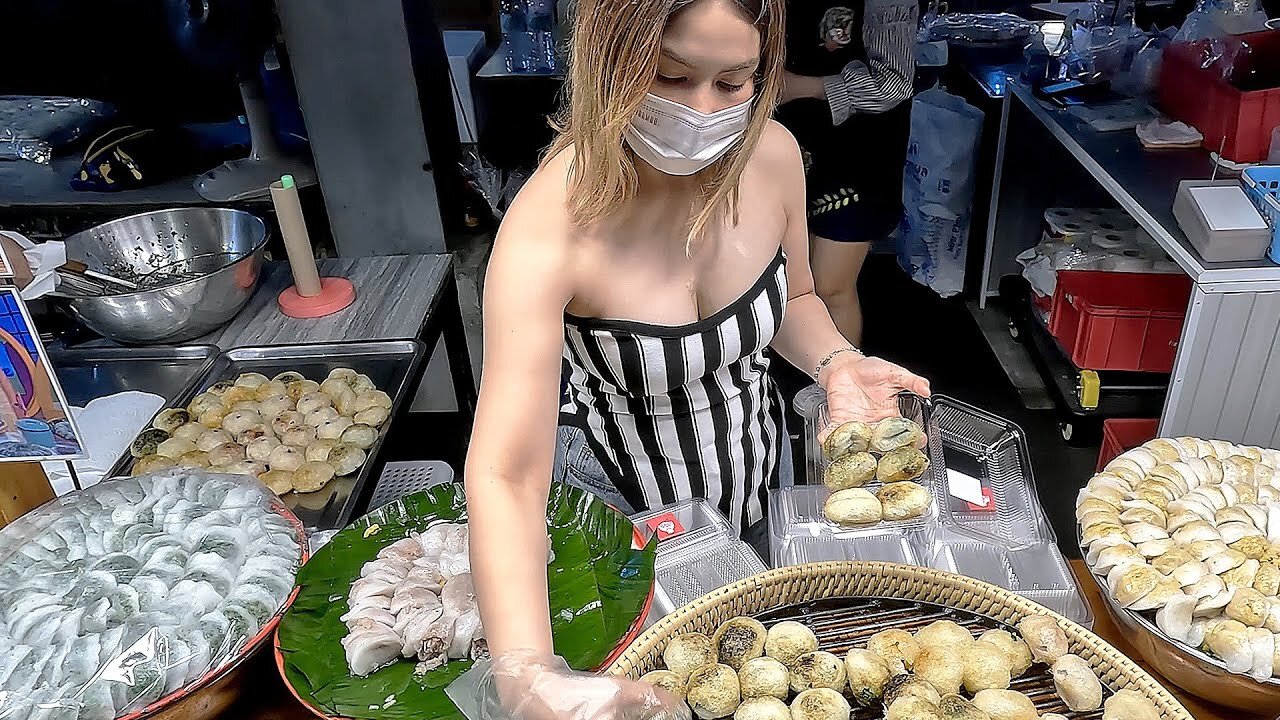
[775,0,918,345]
[466,0,928,714]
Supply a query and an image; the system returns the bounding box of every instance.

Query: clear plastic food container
[632,500,766,626]
[781,389,1093,628]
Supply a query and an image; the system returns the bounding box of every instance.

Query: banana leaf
[277,482,656,720]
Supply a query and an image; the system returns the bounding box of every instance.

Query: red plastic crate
[1158,30,1280,163]
[1097,418,1160,471]
[1048,270,1193,373]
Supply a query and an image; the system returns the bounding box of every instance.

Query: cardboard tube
[269,175,323,298]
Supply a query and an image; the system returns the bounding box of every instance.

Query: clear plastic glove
[467,650,691,720]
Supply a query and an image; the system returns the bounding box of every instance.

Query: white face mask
[624,93,753,176]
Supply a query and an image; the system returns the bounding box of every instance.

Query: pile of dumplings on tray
[341,522,486,678]
[820,418,932,527]
[129,368,392,496]
[640,614,1159,720]
[1078,436,1280,680]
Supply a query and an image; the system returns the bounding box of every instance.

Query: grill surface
[756,597,1107,719]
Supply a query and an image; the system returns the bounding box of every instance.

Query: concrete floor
[422,236,1100,558]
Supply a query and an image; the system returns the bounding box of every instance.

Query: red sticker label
[965,487,996,512]
[645,513,685,540]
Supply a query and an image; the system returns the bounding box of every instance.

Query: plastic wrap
[0,96,114,164]
[0,469,304,719]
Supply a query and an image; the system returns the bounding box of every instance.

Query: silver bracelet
[814,346,863,379]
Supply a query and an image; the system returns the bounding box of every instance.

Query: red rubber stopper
[277,277,357,318]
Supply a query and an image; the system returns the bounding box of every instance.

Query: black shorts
[776,98,912,243]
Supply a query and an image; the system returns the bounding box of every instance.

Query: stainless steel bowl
[1077,526,1280,714]
[61,208,267,344]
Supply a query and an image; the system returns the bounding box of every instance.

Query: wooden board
[0,462,53,526]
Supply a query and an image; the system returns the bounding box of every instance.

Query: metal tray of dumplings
[112,341,426,532]
[1076,525,1280,712]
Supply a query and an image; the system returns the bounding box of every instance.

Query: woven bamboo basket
[608,561,1193,720]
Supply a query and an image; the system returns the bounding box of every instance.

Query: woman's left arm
[764,124,929,425]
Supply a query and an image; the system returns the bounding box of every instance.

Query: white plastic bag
[897,88,984,298]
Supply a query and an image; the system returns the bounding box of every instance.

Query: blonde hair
[544,0,786,244]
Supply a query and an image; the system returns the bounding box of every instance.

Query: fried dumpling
[1017,615,1068,665]
[1222,559,1262,590]
[844,649,891,706]
[870,417,924,453]
[1050,654,1102,712]
[1093,544,1143,574]
[822,421,872,460]
[961,640,1011,693]
[1122,522,1169,543]
[764,621,818,667]
[976,629,1032,677]
[865,629,919,675]
[1172,520,1221,545]
[1150,548,1194,575]
[1249,627,1276,681]
[1106,564,1161,607]
[1129,576,1183,612]
[1226,587,1271,628]
[1136,538,1177,559]
[1255,562,1280,596]
[1156,592,1197,643]
[1207,619,1254,674]
[1206,549,1249,575]
[914,620,974,653]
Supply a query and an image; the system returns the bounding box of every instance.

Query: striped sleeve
[823,0,919,125]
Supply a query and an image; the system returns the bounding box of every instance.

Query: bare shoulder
[487,146,578,301]
[493,148,576,263]
[752,120,804,172]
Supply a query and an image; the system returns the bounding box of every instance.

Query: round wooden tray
[609,561,1194,720]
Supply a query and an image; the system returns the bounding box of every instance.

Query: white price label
[947,468,989,507]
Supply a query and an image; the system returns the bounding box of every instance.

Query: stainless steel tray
[114,340,426,531]
[49,345,219,408]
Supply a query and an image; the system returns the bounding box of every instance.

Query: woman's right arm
[465,168,576,662]
[465,161,689,720]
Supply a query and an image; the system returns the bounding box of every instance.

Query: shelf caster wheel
[1008,322,1020,340]
[1061,422,1074,442]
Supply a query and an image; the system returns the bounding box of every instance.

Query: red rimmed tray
[125,495,310,720]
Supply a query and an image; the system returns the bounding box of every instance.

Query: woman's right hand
[477,650,691,720]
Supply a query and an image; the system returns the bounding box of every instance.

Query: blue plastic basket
[1242,166,1280,264]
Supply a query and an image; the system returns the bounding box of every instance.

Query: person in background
[775,0,919,346]
[465,0,929,717]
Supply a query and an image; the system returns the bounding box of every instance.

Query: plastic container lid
[632,500,765,626]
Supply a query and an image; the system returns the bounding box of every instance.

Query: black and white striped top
[561,251,789,533]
